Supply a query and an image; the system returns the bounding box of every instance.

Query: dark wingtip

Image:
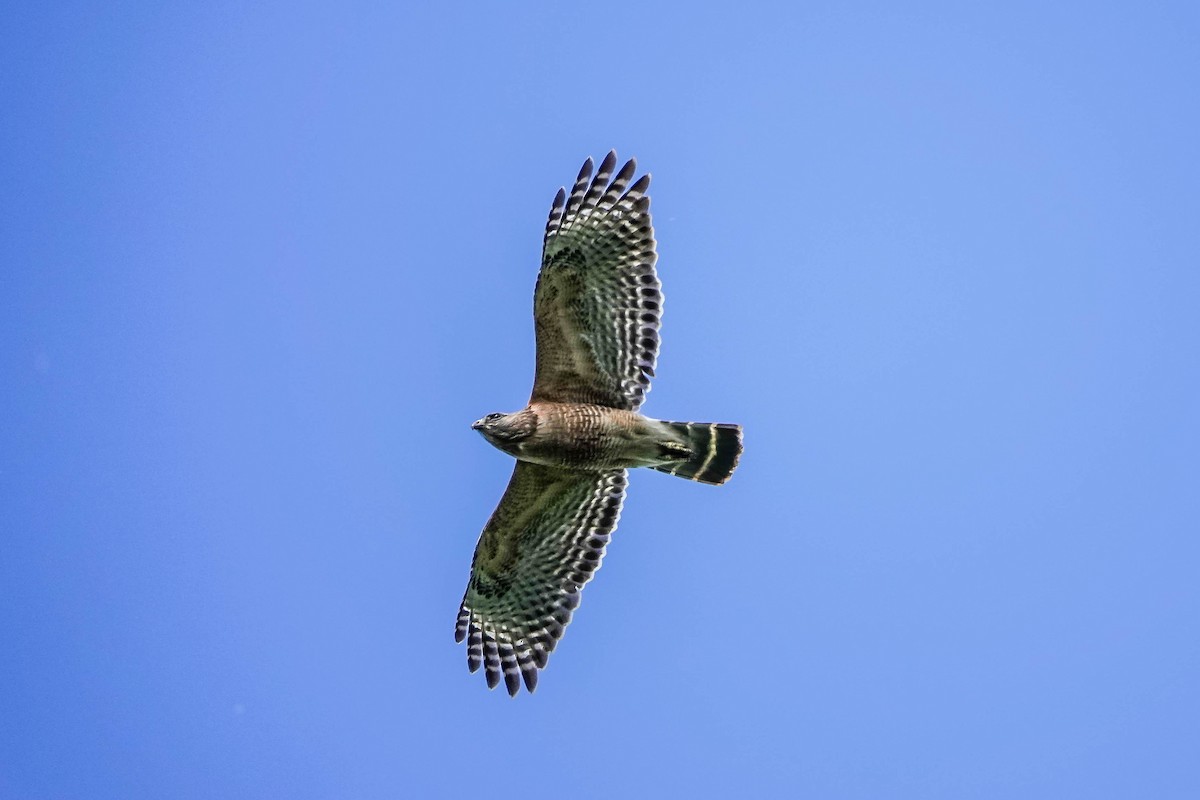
[577,156,594,181]
[598,150,617,177]
[626,173,651,198]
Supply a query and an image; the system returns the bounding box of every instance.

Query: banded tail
[654,422,744,485]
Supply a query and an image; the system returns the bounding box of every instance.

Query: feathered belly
[515,402,672,471]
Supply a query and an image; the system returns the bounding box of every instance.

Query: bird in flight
[456,151,743,695]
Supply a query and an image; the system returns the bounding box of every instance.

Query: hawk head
[472,410,536,446]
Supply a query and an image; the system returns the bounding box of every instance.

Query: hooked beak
[471,418,485,431]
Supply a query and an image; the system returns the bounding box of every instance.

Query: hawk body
[476,401,678,471]
[457,152,743,695]
[475,402,744,481]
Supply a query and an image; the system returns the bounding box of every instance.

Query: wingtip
[577,156,594,181]
[598,150,618,175]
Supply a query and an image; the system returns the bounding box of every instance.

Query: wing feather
[532,151,661,409]
[456,462,627,695]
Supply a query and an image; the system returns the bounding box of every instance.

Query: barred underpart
[455,463,628,695]
[532,151,662,411]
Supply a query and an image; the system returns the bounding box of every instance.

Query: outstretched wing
[455,462,627,696]
[531,151,662,410]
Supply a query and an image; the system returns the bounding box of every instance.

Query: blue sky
[2,3,1198,797]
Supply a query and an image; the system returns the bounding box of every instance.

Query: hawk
[455,152,743,695]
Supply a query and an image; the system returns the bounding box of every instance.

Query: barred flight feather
[456,463,627,695]
[533,151,662,410]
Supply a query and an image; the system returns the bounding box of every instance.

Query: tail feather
[653,422,743,485]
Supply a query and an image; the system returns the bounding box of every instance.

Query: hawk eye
[485,413,503,422]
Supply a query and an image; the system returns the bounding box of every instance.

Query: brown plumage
[456,152,743,696]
